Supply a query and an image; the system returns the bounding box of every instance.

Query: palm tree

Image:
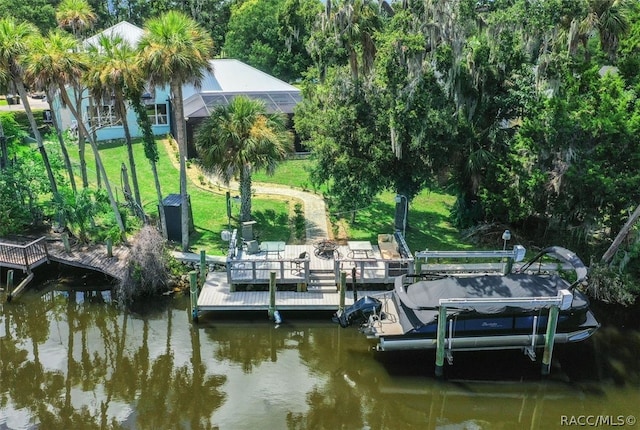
[0,18,59,200]
[138,10,214,251]
[25,29,126,238]
[23,34,77,193]
[56,0,96,39]
[85,34,143,219]
[195,95,293,222]
[565,0,629,62]
[87,35,169,237]
[56,0,96,189]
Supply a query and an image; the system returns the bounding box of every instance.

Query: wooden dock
[188,233,412,314]
[46,239,130,281]
[197,271,389,312]
[1,236,130,300]
[0,237,50,273]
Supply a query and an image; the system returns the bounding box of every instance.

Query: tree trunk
[47,88,77,193]
[129,97,167,238]
[601,204,640,264]
[58,84,126,239]
[115,95,143,220]
[75,85,89,188]
[15,80,59,198]
[0,120,7,169]
[240,164,252,222]
[171,79,191,251]
[151,161,168,238]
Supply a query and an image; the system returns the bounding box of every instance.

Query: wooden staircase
[307,268,337,292]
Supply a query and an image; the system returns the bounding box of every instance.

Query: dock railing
[226,256,311,290]
[414,245,527,275]
[0,237,49,273]
[335,256,414,285]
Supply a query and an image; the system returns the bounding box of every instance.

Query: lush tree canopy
[0,0,58,34]
[223,0,319,82]
[295,0,640,263]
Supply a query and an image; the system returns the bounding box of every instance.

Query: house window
[146,104,168,125]
[87,105,117,129]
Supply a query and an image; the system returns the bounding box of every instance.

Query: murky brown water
[1,275,639,430]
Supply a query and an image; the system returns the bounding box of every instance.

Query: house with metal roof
[182,59,302,155]
[54,22,302,152]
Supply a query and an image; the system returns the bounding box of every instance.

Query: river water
[1,272,639,430]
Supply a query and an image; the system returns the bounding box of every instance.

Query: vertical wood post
[268,271,276,319]
[106,238,113,258]
[62,233,71,253]
[351,266,358,302]
[435,305,448,378]
[541,305,560,375]
[199,250,207,286]
[189,270,199,322]
[22,247,29,272]
[5,270,14,302]
[339,271,346,313]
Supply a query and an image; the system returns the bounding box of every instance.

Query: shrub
[116,226,170,305]
[587,263,639,306]
[293,202,305,240]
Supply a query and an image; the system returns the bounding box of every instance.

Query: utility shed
[161,194,194,242]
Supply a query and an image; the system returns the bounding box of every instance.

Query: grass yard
[251,157,327,193]
[243,155,468,251]
[330,190,471,252]
[60,136,468,255]
[64,138,290,255]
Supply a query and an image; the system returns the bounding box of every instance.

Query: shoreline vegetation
[1,110,637,307]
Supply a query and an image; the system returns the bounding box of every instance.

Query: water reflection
[1,282,639,430]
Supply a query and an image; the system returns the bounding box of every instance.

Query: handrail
[0,236,46,249]
[0,237,49,273]
[415,245,527,262]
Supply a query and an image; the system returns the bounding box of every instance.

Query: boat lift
[434,290,573,377]
[414,245,527,275]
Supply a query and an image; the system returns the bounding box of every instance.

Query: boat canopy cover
[397,273,589,317]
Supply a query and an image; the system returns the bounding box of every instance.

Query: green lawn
[65,139,290,255]
[251,157,323,192]
[250,155,466,251]
[331,190,469,253]
[61,137,467,254]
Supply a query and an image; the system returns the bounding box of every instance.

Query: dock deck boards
[197,271,387,311]
[225,243,406,285]
[46,240,129,281]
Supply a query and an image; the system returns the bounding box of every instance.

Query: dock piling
[541,305,560,375]
[415,256,423,275]
[62,233,71,253]
[351,267,357,302]
[268,271,277,319]
[339,272,346,312]
[106,238,113,258]
[189,270,199,322]
[435,305,447,377]
[4,270,13,302]
[199,250,207,286]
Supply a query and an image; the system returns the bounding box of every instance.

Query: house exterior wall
[53,85,171,142]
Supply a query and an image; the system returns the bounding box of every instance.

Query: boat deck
[367,293,406,336]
